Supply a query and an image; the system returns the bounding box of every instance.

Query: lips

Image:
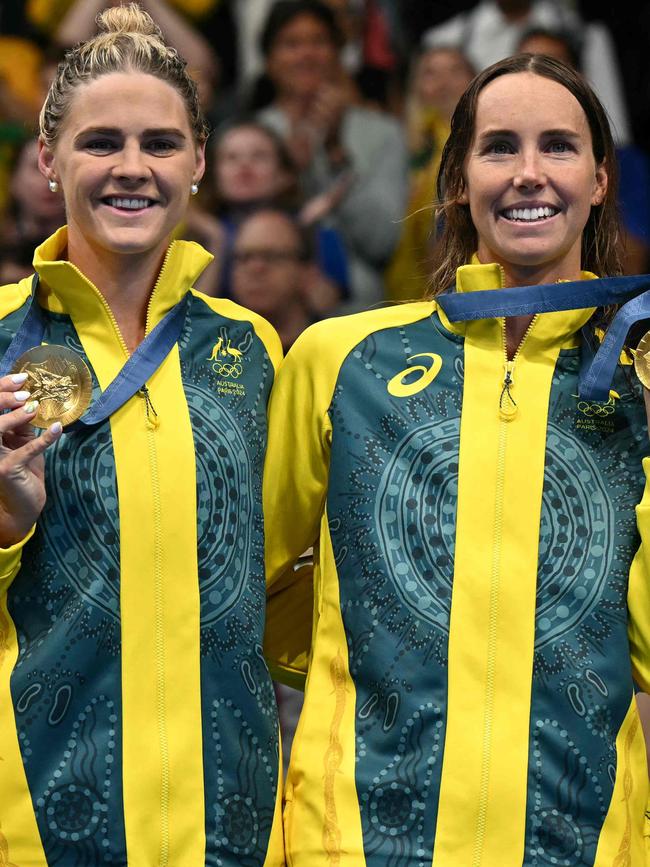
[501,205,560,222]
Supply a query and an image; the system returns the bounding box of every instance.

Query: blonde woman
[0,5,284,865]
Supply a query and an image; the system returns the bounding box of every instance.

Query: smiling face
[460,72,607,285]
[39,71,205,273]
[266,13,339,99]
[215,126,290,204]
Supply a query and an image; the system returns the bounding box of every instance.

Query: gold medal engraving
[12,345,92,428]
[633,331,650,389]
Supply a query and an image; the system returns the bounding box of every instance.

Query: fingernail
[10,372,28,384]
[14,390,30,402]
[24,400,39,413]
[49,422,62,434]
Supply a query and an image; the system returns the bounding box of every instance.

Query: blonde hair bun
[40,1,209,147]
[96,3,163,40]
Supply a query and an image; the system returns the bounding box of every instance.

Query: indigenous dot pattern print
[325,318,647,867]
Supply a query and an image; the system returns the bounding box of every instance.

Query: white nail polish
[50,422,62,434]
[14,391,30,402]
[10,372,28,384]
[24,400,39,414]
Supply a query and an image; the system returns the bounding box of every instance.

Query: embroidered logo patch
[207,331,248,396]
[208,335,245,377]
[574,390,619,433]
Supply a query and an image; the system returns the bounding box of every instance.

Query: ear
[457,183,469,205]
[591,159,608,206]
[193,140,207,186]
[38,138,56,183]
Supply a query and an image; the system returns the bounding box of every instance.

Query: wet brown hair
[40,2,209,148]
[429,53,621,295]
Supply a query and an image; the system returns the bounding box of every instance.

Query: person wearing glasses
[231,208,316,352]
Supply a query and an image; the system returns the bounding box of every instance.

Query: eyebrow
[477,127,581,140]
[74,126,187,141]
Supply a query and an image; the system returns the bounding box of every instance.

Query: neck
[500,263,582,289]
[67,234,169,353]
[499,261,583,359]
[277,92,316,121]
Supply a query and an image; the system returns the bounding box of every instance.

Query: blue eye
[86,140,115,153]
[147,140,176,154]
[488,141,513,155]
[548,141,573,153]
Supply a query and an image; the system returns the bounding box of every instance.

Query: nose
[111,140,151,184]
[513,148,546,191]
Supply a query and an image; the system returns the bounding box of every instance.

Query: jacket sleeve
[263,326,334,689]
[628,457,650,692]
[0,278,39,600]
[0,527,35,598]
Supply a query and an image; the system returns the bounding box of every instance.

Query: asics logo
[387,353,442,397]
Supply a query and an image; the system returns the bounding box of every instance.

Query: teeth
[106,197,151,210]
[503,206,558,221]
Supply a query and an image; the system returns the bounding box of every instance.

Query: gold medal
[11,345,92,428]
[633,331,650,389]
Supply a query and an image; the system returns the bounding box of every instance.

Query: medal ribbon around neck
[436,273,650,401]
[0,274,189,429]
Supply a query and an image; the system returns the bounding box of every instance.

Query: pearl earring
[190,183,199,195]
[48,179,59,193]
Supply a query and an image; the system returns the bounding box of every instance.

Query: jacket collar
[436,257,598,348]
[33,226,213,332]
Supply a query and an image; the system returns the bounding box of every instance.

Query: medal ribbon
[0,274,189,428]
[436,273,650,400]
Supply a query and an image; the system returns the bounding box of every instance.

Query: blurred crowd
[2,0,650,353]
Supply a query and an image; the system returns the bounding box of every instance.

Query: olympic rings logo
[576,400,615,417]
[212,361,243,378]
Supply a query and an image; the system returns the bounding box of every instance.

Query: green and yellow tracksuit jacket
[0,228,285,867]
[264,261,650,866]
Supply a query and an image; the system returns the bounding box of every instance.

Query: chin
[500,242,572,268]
[98,229,170,257]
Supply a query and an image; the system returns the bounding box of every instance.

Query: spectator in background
[231,208,314,351]
[517,24,581,66]
[385,46,475,300]
[0,138,65,283]
[185,118,349,312]
[257,0,408,310]
[516,27,650,274]
[422,0,631,146]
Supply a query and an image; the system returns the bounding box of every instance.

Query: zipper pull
[139,384,160,430]
[499,361,518,420]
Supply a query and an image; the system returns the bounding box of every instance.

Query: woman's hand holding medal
[0,371,62,548]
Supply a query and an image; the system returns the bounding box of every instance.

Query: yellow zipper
[498,314,538,421]
[145,243,176,337]
[147,423,169,867]
[70,252,173,862]
[472,311,537,866]
[142,245,174,865]
[65,262,131,360]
